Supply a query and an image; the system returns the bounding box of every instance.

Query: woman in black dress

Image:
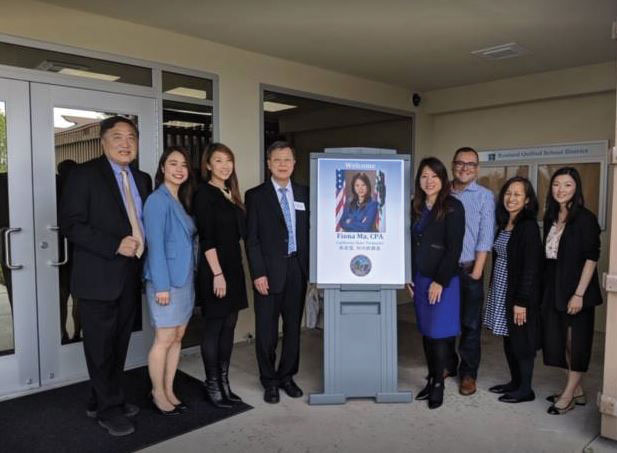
[194,143,248,408]
[485,177,542,403]
[542,167,602,415]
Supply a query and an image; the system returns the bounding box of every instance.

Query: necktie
[120,169,144,258]
[278,187,296,254]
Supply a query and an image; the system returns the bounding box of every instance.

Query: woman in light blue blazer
[143,146,196,416]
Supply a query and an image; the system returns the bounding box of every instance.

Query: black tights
[201,311,238,373]
[503,336,535,397]
[422,336,455,384]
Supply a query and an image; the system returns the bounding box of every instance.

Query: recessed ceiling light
[165,87,208,99]
[163,120,206,128]
[471,42,530,61]
[164,107,212,116]
[58,68,120,81]
[264,101,297,112]
[53,108,105,129]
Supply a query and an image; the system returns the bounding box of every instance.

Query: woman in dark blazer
[542,167,602,415]
[338,172,379,232]
[409,157,465,409]
[484,177,542,403]
[194,143,248,408]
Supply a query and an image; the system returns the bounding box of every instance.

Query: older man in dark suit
[246,141,309,404]
[60,116,151,436]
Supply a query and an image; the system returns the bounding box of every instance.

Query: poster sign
[315,157,406,285]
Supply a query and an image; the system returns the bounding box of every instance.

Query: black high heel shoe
[174,401,189,413]
[415,377,433,401]
[149,393,181,416]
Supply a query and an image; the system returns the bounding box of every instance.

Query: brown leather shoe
[459,376,477,396]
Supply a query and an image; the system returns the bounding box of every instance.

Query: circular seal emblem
[350,254,372,277]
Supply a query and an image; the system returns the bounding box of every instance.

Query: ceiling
[39,0,617,91]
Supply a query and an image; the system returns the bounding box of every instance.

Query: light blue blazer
[143,184,195,292]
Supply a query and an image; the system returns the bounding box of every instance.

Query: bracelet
[213,272,223,277]
[574,293,584,298]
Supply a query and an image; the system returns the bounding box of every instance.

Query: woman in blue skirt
[409,157,465,409]
[143,146,196,415]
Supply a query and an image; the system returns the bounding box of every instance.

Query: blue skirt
[145,276,195,328]
[413,272,461,339]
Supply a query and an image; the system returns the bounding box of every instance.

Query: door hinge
[603,273,617,293]
[598,392,617,416]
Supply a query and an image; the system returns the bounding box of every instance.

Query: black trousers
[79,272,139,419]
[504,336,535,396]
[457,270,485,379]
[254,256,306,388]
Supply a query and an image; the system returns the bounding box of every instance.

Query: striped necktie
[278,187,296,254]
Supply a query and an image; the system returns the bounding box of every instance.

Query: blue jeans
[457,270,485,379]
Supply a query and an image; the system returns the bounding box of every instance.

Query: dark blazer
[245,180,309,294]
[411,196,465,286]
[59,156,152,301]
[543,207,602,311]
[492,215,543,356]
[194,183,248,318]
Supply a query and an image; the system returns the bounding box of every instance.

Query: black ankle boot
[219,361,242,403]
[428,380,444,409]
[416,377,433,401]
[204,367,232,409]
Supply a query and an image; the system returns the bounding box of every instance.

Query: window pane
[478,165,529,198]
[0,101,15,355]
[0,42,152,87]
[163,71,213,101]
[163,100,213,175]
[537,163,601,220]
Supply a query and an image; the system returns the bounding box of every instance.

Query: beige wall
[0,0,414,341]
[418,63,616,331]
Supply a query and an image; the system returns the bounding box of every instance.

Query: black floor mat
[0,367,252,453]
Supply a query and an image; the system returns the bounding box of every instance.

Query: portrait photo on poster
[316,157,405,285]
[335,170,386,233]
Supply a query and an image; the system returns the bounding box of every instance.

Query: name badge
[294,201,306,211]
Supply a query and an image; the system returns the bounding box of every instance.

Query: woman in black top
[484,177,542,403]
[194,143,248,408]
[542,167,602,415]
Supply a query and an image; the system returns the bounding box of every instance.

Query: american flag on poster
[375,170,386,232]
[335,169,346,231]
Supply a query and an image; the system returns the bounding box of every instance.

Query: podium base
[308,391,413,405]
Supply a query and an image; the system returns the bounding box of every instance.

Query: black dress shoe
[489,383,518,394]
[279,380,303,398]
[86,402,139,418]
[498,391,535,403]
[97,415,135,437]
[415,378,433,401]
[264,386,280,404]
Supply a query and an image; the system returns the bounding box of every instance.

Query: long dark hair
[543,166,584,225]
[155,146,195,212]
[349,172,372,208]
[413,157,451,221]
[496,176,538,230]
[201,142,245,211]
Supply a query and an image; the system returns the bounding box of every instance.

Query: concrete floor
[144,303,615,453]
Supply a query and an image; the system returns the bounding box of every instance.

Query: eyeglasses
[453,160,478,170]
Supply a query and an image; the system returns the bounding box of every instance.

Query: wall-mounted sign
[480,140,608,162]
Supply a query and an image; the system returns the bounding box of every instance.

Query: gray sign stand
[308,148,412,405]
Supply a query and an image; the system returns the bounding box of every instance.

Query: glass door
[0,78,39,396]
[30,84,158,387]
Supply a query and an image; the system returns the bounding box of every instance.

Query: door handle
[3,227,23,270]
[47,225,69,267]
